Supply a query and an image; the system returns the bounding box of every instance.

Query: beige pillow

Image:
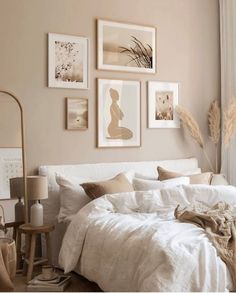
[81,173,134,199]
[157,166,212,185]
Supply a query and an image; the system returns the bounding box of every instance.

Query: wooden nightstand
[17,223,54,283]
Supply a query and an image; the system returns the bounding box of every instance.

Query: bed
[39,158,234,291]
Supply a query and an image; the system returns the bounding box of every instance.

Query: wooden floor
[13,270,102,292]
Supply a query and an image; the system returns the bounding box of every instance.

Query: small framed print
[148,81,180,128]
[97,19,156,73]
[97,79,141,148]
[66,98,88,130]
[48,33,89,89]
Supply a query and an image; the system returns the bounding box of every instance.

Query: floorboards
[13,270,102,292]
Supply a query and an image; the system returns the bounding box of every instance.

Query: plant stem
[203,147,215,173]
[215,144,218,174]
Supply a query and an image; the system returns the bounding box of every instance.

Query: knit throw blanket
[175,201,236,290]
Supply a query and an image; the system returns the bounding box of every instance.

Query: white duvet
[59,185,236,292]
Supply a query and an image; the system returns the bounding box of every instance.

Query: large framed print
[48,33,89,89]
[148,81,180,128]
[97,79,141,148]
[97,20,156,73]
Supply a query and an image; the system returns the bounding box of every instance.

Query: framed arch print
[97,79,141,148]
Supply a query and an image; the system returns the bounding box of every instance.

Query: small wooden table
[17,223,54,283]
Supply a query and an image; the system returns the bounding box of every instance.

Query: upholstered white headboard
[39,157,199,266]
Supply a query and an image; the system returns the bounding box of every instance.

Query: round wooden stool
[17,223,54,282]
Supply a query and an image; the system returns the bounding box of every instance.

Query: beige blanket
[175,201,236,290]
[0,242,14,292]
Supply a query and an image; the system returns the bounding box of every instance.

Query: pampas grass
[176,106,204,148]
[208,100,221,172]
[223,98,236,148]
[176,98,236,174]
[176,105,214,172]
[208,100,221,145]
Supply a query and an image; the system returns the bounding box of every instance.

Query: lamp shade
[9,177,24,199]
[27,176,48,200]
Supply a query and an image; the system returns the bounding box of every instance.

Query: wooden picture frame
[66,98,88,130]
[97,78,141,148]
[48,33,89,89]
[97,19,156,73]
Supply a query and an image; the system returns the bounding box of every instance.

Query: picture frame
[48,33,89,89]
[148,81,180,128]
[97,79,141,148]
[66,97,88,130]
[97,19,156,73]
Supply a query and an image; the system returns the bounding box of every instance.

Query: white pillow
[56,170,135,223]
[133,177,190,191]
[56,174,92,223]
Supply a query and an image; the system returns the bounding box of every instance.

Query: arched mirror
[0,90,27,224]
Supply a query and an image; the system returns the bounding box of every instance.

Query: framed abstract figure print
[97,79,141,148]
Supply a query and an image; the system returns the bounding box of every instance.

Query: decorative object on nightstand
[27,265,71,292]
[17,223,54,283]
[10,177,25,222]
[27,176,48,227]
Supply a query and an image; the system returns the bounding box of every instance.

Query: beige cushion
[157,166,212,185]
[81,173,134,199]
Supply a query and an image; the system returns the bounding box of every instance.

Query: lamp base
[15,199,24,222]
[30,200,43,226]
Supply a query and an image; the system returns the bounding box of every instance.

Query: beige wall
[0,0,220,220]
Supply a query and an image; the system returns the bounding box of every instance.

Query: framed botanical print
[148,81,180,128]
[48,33,89,89]
[97,20,156,73]
[97,79,141,148]
[66,98,88,130]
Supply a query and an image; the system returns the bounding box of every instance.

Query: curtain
[219,0,236,184]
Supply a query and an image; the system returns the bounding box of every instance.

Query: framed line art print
[66,98,88,130]
[48,33,89,89]
[97,20,156,73]
[148,81,180,128]
[97,79,141,148]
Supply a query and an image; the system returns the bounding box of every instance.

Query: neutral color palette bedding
[59,185,236,292]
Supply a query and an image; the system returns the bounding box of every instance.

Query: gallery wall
[0,0,220,220]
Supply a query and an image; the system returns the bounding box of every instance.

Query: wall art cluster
[48,19,179,148]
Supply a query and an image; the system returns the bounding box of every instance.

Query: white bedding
[59,184,236,292]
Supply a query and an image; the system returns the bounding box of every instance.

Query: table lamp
[27,176,48,226]
[9,177,25,222]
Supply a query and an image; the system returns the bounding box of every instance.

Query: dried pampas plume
[208,100,221,145]
[176,105,204,148]
[223,98,236,148]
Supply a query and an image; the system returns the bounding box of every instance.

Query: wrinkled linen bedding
[59,185,236,292]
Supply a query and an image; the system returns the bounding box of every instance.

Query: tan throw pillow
[81,173,134,199]
[157,166,212,185]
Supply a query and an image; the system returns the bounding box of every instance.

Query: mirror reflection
[0,93,23,200]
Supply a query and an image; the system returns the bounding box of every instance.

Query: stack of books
[27,274,71,292]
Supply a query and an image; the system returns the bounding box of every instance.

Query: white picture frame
[97,20,156,73]
[97,79,141,148]
[148,81,180,128]
[48,33,89,89]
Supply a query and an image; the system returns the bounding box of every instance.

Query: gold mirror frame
[0,90,28,223]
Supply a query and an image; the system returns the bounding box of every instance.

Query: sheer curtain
[220,0,236,184]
